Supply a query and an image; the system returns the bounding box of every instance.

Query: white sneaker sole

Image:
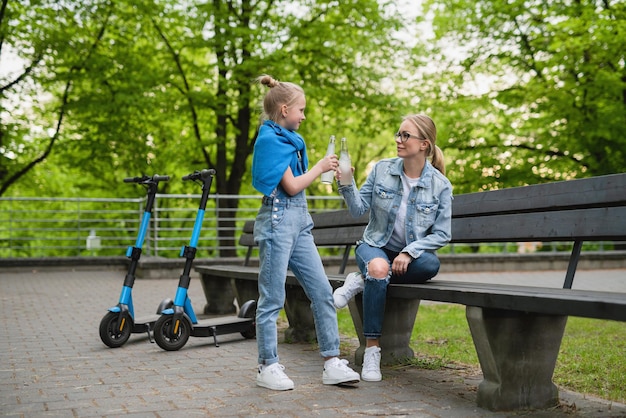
[322,377,360,385]
[361,374,382,382]
[256,380,294,391]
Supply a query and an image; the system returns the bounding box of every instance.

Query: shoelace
[363,350,381,372]
[270,365,287,376]
[263,364,288,378]
[346,275,362,291]
[328,358,351,371]
[340,275,362,296]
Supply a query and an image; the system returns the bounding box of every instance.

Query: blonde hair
[404,114,446,175]
[256,75,304,123]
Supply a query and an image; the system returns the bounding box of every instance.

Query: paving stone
[1,267,625,417]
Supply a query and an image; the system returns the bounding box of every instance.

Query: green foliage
[1,0,408,201]
[420,0,626,193]
[1,0,411,257]
[4,0,626,198]
[3,0,626,254]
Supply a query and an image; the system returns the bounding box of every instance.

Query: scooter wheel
[153,314,191,351]
[238,300,256,339]
[99,311,132,348]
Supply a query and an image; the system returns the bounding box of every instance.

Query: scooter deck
[190,316,254,338]
[131,314,161,333]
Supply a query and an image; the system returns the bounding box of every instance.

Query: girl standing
[251,75,360,391]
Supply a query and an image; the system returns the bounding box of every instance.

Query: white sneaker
[256,363,295,391]
[362,346,382,382]
[322,358,361,385]
[333,272,364,309]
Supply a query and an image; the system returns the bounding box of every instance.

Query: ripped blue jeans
[355,242,440,339]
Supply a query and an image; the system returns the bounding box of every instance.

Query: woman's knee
[408,254,440,282]
[422,254,441,277]
[367,258,390,279]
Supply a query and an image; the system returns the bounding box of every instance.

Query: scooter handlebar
[182,168,216,181]
[152,174,171,182]
[123,174,170,184]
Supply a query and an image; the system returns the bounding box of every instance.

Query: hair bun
[260,75,279,88]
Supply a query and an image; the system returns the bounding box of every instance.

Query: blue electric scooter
[153,169,256,351]
[99,174,173,348]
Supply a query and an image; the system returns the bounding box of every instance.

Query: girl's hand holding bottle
[320,136,336,184]
[317,154,338,177]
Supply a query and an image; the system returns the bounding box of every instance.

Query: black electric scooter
[153,169,256,351]
[99,174,173,348]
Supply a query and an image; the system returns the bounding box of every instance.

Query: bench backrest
[239,173,626,272]
[451,173,626,242]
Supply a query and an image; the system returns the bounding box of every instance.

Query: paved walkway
[1,266,625,417]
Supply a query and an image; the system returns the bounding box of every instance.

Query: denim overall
[253,187,340,365]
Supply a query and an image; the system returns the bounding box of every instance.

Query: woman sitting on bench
[333,113,453,381]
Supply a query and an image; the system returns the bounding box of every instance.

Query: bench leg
[466,306,567,411]
[349,295,419,366]
[283,284,317,343]
[232,279,259,312]
[232,279,316,344]
[198,274,237,315]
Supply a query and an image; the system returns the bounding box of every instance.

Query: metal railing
[0,194,619,259]
[0,194,345,258]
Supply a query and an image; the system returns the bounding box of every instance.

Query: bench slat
[310,211,369,228]
[195,265,345,288]
[388,281,626,321]
[241,206,626,246]
[453,173,626,217]
[452,206,626,243]
[312,226,364,246]
[243,220,255,234]
[239,226,364,247]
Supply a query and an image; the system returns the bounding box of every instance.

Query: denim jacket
[338,158,453,259]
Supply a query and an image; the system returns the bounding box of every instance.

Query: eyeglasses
[394,131,426,143]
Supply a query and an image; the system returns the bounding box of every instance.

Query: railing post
[214,193,220,256]
[76,199,81,256]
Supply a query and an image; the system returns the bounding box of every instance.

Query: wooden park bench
[195,172,626,412]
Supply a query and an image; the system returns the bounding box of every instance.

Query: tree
[1,0,411,256]
[0,0,115,195]
[420,0,626,192]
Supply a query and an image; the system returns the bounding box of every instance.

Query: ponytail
[430,145,446,175]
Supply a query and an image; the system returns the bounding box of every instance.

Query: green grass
[557,317,626,402]
[336,304,626,404]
